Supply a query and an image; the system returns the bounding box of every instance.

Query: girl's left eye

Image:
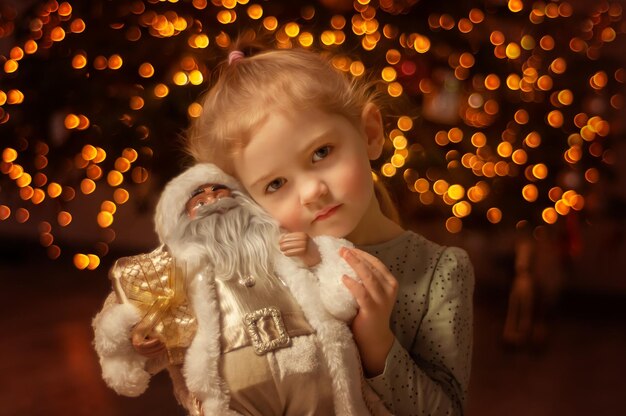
[312,145,332,162]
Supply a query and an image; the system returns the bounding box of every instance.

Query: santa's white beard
[168,195,280,280]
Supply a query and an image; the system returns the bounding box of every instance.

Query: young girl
[186,45,474,415]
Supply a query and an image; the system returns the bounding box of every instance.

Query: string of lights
[0,0,623,269]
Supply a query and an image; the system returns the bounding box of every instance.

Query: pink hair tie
[228,50,245,65]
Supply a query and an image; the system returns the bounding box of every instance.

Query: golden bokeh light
[114,188,130,204]
[107,170,124,187]
[73,253,90,270]
[58,211,72,227]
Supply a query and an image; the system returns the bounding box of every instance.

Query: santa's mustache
[193,196,240,219]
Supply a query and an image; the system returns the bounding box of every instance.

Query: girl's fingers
[342,275,374,309]
[349,248,398,292]
[340,248,386,303]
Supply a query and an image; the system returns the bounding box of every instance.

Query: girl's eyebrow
[249,129,335,189]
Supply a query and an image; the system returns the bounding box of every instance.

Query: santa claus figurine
[92,163,388,416]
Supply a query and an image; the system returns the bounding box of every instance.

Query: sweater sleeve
[366,247,474,416]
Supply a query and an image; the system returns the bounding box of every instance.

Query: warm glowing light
[80,178,96,195]
[508,0,523,12]
[557,89,573,105]
[189,70,203,85]
[381,163,396,177]
[471,132,487,148]
[70,18,86,33]
[506,74,521,90]
[532,164,548,180]
[114,157,131,173]
[480,75,500,92]
[505,42,521,59]
[94,147,107,164]
[81,145,97,161]
[540,35,555,50]
[547,110,564,128]
[413,35,430,53]
[173,71,189,86]
[393,135,408,150]
[47,182,62,198]
[522,184,538,202]
[298,32,314,47]
[131,167,149,183]
[139,63,155,78]
[188,102,203,118]
[108,54,123,70]
[108,171,124,187]
[487,208,502,224]
[51,27,66,42]
[248,4,263,19]
[445,217,462,233]
[2,148,17,163]
[447,184,465,200]
[590,71,608,89]
[4,59,18,73]
[15,208,30,223]
[459,53,475,68]
[0,205,10,221]
[24,40,38,54]
[154,83,169,98]
[542,207,558,224]
[97,211,114,228]
[387,82,403,97]
[58,211,72,227]
[448,128,463,143]
[452,201,471,218]
[490,31,505,46]
[130,96,144,110]
[536,75,553,91]
[381,66,397,82]
[114,188,130,204]
[285,22,300,38]
[72,54,87,69]
[397,116,413,131]
[263,16,278,31]
[74,254,90,270]
[350,61,365,77]
[497,142,513,158]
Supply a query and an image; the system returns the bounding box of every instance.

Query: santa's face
[185,183,233,219]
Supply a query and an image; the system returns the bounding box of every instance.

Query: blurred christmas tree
[0,0,624,269]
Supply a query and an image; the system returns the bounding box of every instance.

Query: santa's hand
[131,327,166,358]
[279,232,321,267]
[340,247,397,377]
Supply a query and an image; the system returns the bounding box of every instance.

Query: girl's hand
[340,247,398,377]
[279,232,321,267]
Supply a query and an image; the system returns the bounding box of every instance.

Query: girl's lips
[314,204,341,222]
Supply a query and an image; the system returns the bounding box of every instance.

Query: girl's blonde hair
[186,44,400,223]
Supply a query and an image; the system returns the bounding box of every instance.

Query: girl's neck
[346,194,404,246]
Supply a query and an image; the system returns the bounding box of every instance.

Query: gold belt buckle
[243,306,291,355]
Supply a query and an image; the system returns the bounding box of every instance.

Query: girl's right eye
[265,178,286,193]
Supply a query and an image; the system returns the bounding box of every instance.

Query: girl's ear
[361,103,384,160]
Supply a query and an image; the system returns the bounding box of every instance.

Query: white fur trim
[101,355,151,397]
[92,302,151,396]
[275,253,371,416]
[183,271,241,415]
[312,236,359,322]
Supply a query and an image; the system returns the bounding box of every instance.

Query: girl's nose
[299,176,328,205]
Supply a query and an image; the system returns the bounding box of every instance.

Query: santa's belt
[221,307,314,355]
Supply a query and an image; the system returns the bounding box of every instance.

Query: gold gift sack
[109,246,197,366]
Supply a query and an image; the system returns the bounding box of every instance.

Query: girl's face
[233,106,384,243]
